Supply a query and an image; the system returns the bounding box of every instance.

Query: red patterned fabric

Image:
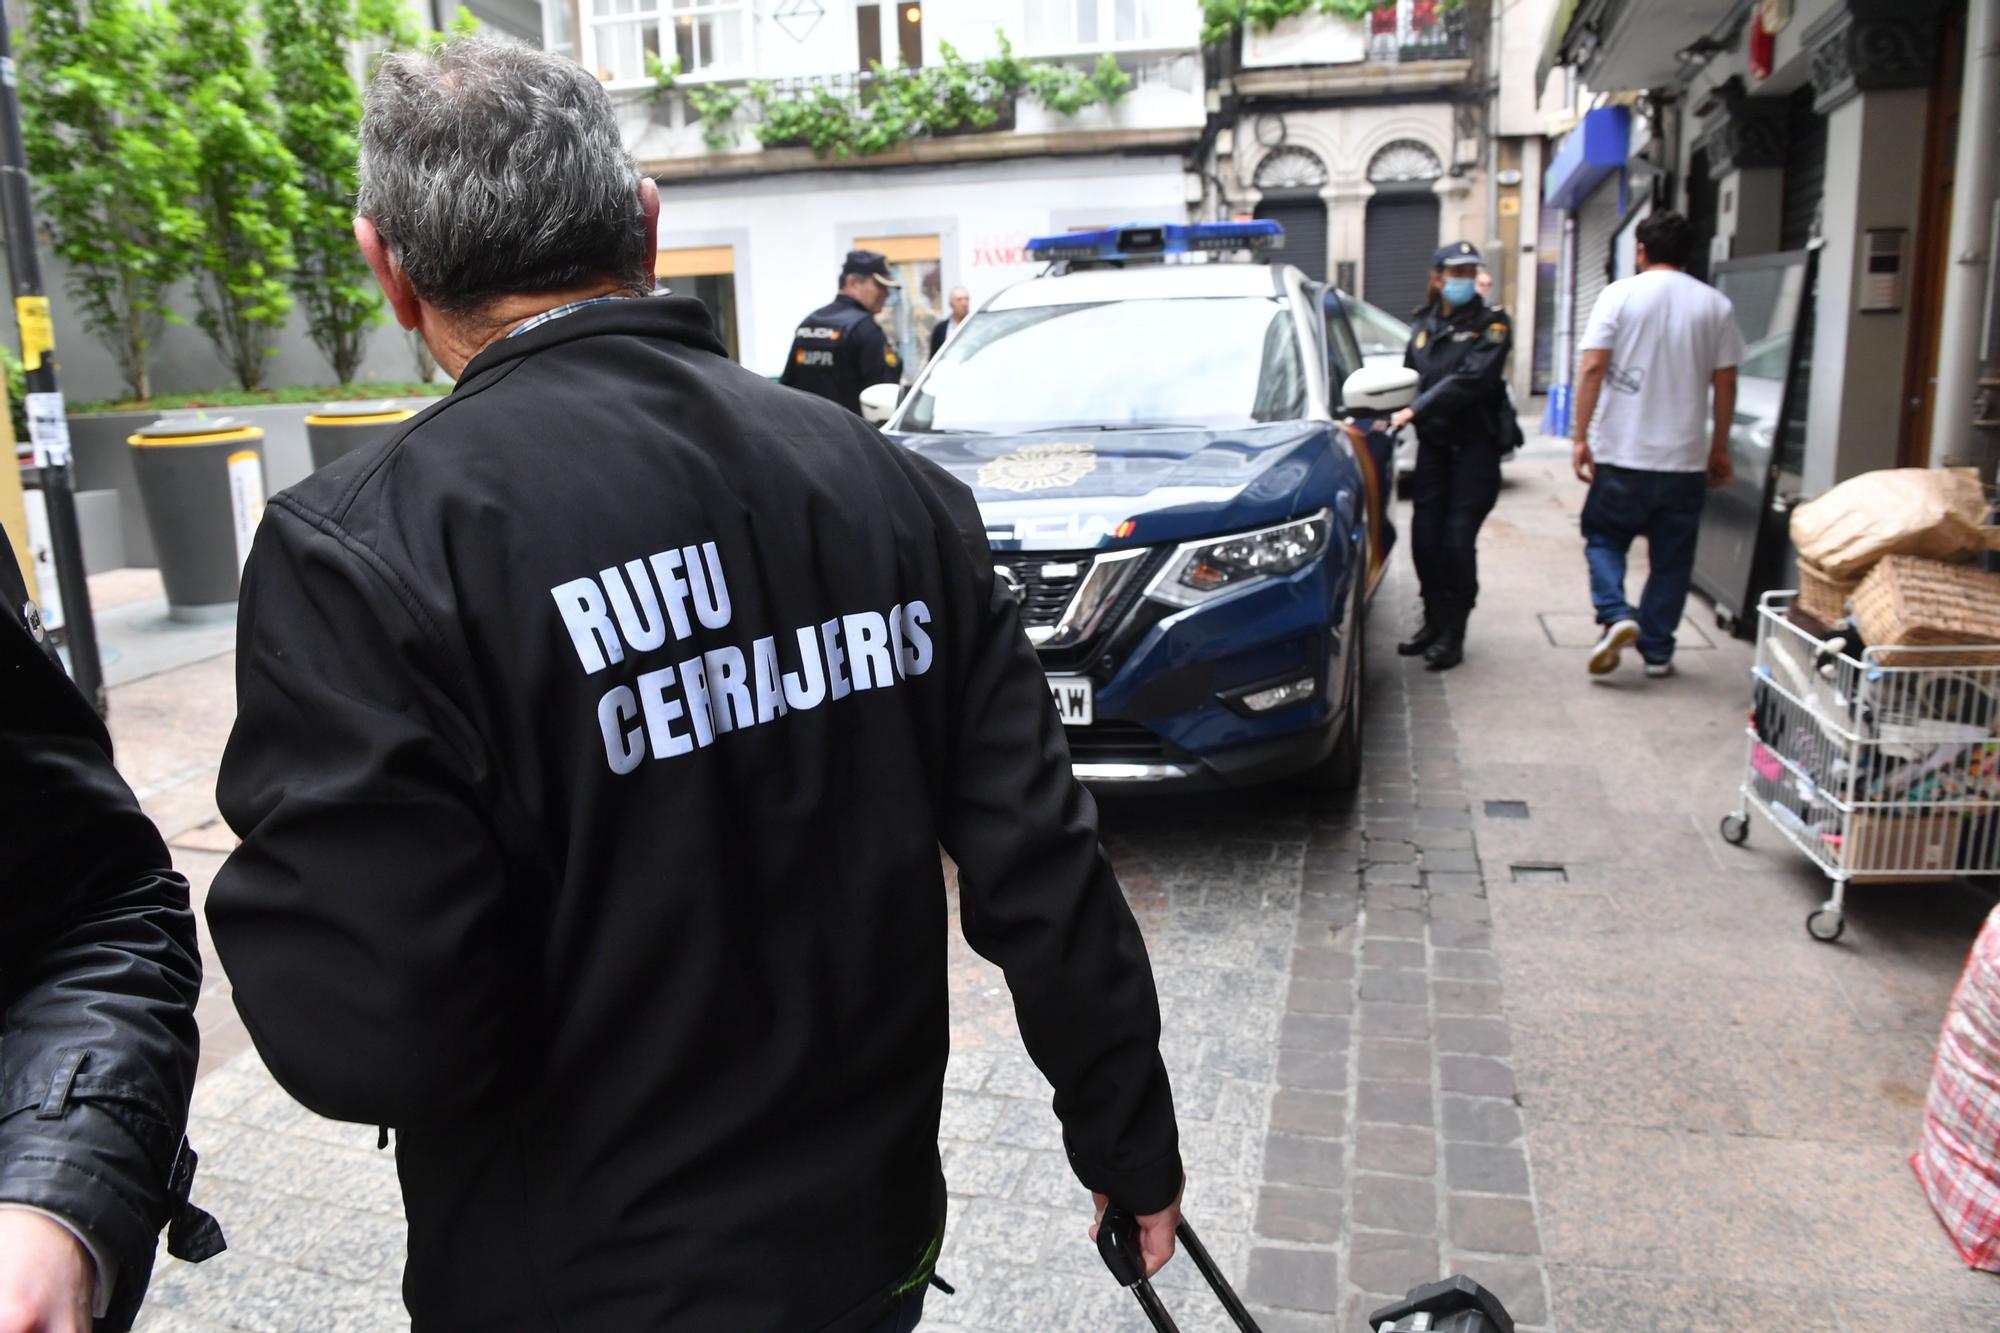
[1914,904,2000,1270]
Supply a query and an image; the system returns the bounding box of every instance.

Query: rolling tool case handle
[1096,1203,1264,1333]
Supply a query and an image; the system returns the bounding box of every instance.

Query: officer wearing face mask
[1386,241,1513,671]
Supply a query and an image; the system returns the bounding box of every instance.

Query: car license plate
[1048,676,1093,727]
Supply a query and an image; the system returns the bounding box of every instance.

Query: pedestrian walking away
[929,284,969,359]
[205,38,1182,1333]
[1570,211,1745,678]
[1,531,222,1332]
[780,247,905,415]
[1388,240,1513,671]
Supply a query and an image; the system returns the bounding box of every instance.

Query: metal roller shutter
[1570,175,1620,383]
[1256,195,1329,284]
[1363,191,1440,320]
[1781,85,1826,250]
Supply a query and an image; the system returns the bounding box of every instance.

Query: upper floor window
[587,0,745,83]
[1024,0,1181,51]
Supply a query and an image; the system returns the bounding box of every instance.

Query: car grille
[993,550,1091,628]
[1065,720,1172,762]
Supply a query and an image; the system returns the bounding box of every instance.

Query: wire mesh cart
[1721,591,2000,941]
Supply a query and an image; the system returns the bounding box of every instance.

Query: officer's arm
[920,468,1182,1217]
[1411,314,1512,418]
[209,502,520,1129]
[856,318,901,389]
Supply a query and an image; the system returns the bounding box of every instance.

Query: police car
[867,221,1418,789]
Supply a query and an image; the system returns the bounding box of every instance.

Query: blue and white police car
[867,221,1418,790]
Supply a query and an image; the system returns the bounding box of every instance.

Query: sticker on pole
[226,450,266,574]
[24,391,71,468]
[15,296,54,371]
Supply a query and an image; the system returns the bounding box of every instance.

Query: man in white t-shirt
[1571,211,1746,678]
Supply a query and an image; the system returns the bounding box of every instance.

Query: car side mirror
[860,382,902,426]
[1341,366,1419,416]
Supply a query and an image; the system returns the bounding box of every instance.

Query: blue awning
[1543,106,1630,211]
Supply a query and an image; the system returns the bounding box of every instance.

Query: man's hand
[0,1211,94,1333]
[1389,408,1415,433]
[1090,1186,1185,1279]
[1572,437,1595,485]
[1707,449,1734,488]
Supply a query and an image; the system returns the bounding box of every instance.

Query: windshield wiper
[1019,421,1187,432]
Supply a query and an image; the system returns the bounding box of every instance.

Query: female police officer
[1387,241,1513,670]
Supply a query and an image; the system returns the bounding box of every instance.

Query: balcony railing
[1366,0,1468,63]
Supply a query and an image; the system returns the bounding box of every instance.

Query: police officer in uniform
[1388,241,1513,671]
[779,248,904,415]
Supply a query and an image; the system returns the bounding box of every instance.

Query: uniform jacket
[1405,296,1513,442]
[778,293,900,414]
[208,296,1181,1332]
[0,537,217,1330]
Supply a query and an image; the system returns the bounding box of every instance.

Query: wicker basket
[1797,559,1860,622]
[1852,555,2000,667]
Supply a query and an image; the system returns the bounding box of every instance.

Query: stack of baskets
[1789,467,2000,635]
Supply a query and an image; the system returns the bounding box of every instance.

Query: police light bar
[1023,221,1285,262]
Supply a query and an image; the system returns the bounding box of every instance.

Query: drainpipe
[1930,0,1999,474]
[1487,0,1502,283]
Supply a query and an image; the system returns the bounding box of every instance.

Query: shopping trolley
[1095,1203,1514,1331]
[1720,590,2000,941]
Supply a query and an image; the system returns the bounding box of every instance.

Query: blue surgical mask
[1442,277,1478,307]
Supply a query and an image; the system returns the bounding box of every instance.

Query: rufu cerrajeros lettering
[550,540,934,773]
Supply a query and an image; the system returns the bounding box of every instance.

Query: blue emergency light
[1023,220,1285,263]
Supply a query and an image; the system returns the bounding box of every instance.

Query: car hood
[890,421,1337,551]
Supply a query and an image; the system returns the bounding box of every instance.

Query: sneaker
[1588,619,1639,675]
[1644,660,1675,678]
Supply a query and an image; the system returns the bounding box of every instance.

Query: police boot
[1423,614,1466,671]
[1397,613,1445,657]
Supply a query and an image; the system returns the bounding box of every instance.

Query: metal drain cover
[1484,800,1530,819]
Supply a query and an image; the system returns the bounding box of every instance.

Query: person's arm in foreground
[1708,366,1738,487]
[1571,348,1611,484]
[1,539,208,1332]
[208,499,521,1128]
[925,478,1184,1276]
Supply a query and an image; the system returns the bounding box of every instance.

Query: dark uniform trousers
[1404,296,1513,620]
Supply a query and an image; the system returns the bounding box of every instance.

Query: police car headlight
[1145,510,1331,609]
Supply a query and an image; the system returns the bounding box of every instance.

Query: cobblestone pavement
[128,557,1549,1333]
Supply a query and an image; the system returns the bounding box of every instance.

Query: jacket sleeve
[1413,310,1512,420]
[853,317,902,390]
[208,499,523,1129]
[0,547,205,1327]
[921,470,1182,1215]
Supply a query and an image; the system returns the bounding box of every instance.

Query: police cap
[842,249,902,288]
[1432,241,1483,269]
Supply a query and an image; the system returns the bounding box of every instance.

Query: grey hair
[357,37,650,313]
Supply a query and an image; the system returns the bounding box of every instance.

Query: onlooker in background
[1571,210,1744,679]
[1387,241,1513,671]
[1475,267,1493,302]
[929,285,970,358]
[208,39,1183,1332]
[780,249,903,415]
[1,534,221,1332]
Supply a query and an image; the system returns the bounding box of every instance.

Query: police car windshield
[899,297,1306,434]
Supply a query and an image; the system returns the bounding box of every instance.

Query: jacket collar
[456,294,729,384]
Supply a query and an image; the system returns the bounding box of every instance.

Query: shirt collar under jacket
[505,294,631,339]
[459,293,730,385]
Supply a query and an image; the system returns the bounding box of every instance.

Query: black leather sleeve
[0,539,208,1329]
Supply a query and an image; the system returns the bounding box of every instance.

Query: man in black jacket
[1,537,219,1331]
[209,38,1181,1332]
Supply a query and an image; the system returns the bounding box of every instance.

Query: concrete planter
[66,396,442,573]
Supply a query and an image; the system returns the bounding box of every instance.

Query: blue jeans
[858,1284,928,1333]
[1581,464,1709,664]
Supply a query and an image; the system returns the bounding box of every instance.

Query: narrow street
[104,425,2000,1331]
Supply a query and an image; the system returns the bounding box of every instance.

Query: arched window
[1366,140,1444,186]
[1253,145,1329,191]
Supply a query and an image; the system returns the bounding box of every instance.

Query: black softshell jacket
[208,297,1180,1331]
[2,538,216,1329]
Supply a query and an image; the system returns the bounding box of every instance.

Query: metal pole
[0,7,104,712]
